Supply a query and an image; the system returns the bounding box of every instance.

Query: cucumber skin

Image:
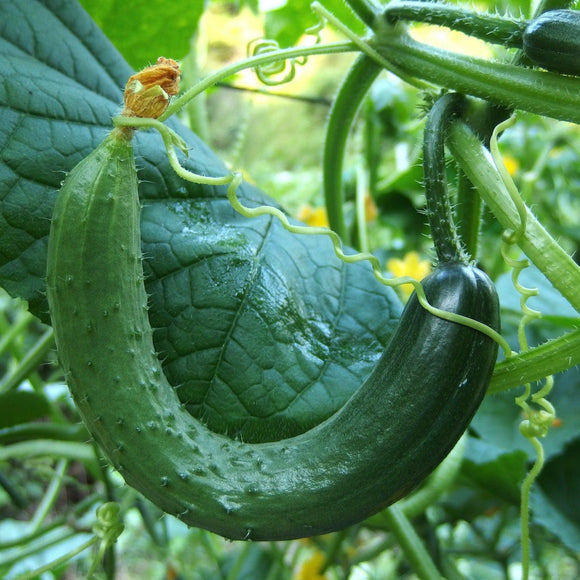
[47,132,499,541]
[523,10,580,75]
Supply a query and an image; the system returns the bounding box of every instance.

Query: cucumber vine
[111,0,580,503]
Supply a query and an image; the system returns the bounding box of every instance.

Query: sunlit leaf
[78,0,206,68]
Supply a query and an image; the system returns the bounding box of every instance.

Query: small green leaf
[0,391,50,428]
[265,0,366,48]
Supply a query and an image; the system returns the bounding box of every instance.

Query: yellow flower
[298,196,377,229]
[502,155,519,176]
[364,194,378,222]
[295,551,327,580]
[387,251,432,299]
[297,205,329,228]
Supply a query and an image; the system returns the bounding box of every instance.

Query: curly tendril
[248,38,299,86]
[247,18,324,86]
[501,231,540,352]
[491,115,556,580]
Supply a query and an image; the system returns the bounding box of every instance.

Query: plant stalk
[447,122,580,314]
[372,28,580,125]
[381,1,526,48]
[382,505,443,579]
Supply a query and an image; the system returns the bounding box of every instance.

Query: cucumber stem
[343,0,381,28]
[372,28,580,125]
[381,1,526,48]
[489,327,580,393]
[423,93,469,264]
[382,505,443,580]
[447,121,580,314]
[323,54,382,239]
[455,169,482,262]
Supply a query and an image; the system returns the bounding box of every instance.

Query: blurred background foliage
[2,0,580,578]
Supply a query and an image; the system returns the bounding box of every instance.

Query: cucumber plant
[46,54,500,540]
[4,0,580,575]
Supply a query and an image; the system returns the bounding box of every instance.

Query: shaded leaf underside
[0,0,402,442]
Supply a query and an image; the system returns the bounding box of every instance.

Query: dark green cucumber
[47,130,499,541]
[523,10,580,75]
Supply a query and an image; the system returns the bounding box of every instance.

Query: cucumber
[47,128,499,541]
[523,9,580,76]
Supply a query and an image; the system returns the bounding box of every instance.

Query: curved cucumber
[523,10,580,76]
[47,131,499,541]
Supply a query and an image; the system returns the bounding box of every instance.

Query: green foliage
[264,0,366,47]
[78,0,206,69]
[0,391,50,428]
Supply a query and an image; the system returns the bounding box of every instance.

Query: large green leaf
[0,0,402,442]
[534,438,580,552]
[78,0,206,69]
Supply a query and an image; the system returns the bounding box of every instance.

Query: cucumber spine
[47,131,499,541]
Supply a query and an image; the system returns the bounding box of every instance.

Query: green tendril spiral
[225,174,509,349]
[491,115,556,580]
[248,38,300,86]
[246,16,325,86]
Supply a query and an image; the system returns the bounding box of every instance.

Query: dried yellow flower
[122,57,180,119]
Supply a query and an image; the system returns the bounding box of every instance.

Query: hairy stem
[423,93,469,264]
[382,1,526,48]
[447,122,580,314]
[455,169,482,262]
[344,0,381,28]
[489,327,580,393]
[372,28,580,125]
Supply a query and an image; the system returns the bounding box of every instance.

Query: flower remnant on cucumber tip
[122,57,180,119]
